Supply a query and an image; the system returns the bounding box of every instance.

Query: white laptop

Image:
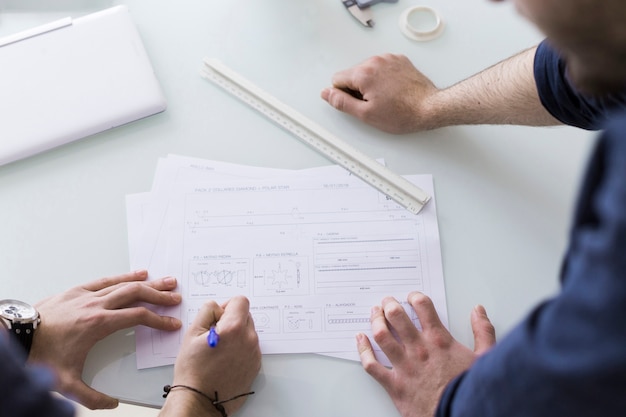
[0,5,167,166]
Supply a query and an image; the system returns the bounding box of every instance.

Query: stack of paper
[126,154,447,369]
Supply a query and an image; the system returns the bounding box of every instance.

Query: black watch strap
[11,322,35,355]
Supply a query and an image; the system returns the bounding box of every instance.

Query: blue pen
[207,325,220,348]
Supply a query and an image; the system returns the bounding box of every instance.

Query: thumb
[64,378,119,410]
[471,305,496,355]
[191,300,223,335]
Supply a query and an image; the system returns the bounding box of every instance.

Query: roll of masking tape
[399,6,444,41]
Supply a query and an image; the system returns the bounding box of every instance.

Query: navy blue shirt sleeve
[533,40,626,130]
[435,113,626,416]
[0,334,75,417]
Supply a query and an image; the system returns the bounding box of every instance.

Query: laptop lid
[0,5,167,166]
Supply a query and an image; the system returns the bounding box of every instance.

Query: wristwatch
[0,299,40,355]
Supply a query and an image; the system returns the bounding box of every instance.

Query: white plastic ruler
[200,58,431,214]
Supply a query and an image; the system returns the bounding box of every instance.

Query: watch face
[0,299,37,322]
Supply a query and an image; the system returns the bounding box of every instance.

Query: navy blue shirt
[436,41,626,416]
[0,333,74,417]
[533,41,626,129]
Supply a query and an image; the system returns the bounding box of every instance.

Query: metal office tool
[341,0,399,27]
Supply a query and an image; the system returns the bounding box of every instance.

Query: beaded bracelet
[163,384,255,417]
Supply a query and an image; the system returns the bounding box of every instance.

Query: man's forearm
[427,46,560,128]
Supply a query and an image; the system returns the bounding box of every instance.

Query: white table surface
[1,0,595,416]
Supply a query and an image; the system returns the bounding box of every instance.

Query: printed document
[127,155,446,369]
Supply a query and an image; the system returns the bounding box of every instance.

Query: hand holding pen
[161,296,261,417]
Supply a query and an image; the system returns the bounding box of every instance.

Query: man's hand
[30,270,182,410]
[160,296,261,417]
[357,292,496,417]
[322,48,559,132]
[321,54,441,134]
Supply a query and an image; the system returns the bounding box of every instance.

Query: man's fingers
[146,276,179,292]
[370,305,404,360]
[191,300,223,334]
[356,333,390,385]
[471,305,496,354]
[82,270,149,292]
[408,292,446,332]
[330,68,359,91]
[103,307,182,333]
[380,297,420,344]
[102,278,181,309]
[217,296,253,335]
[321,87,367,115]
[84,270,178,296]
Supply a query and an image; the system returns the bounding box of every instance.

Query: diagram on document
[162,175,445,357]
